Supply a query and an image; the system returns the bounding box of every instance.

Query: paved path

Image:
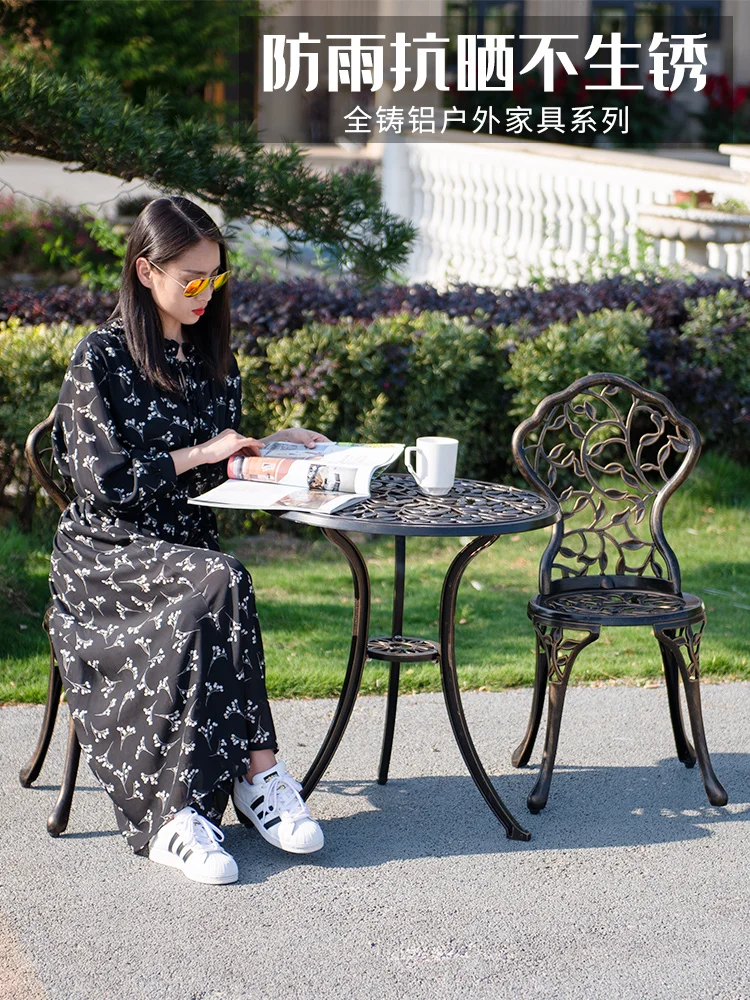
[0,147,378,213]
[2,685,749,1000]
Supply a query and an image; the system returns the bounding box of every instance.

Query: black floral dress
[48,318,277,855]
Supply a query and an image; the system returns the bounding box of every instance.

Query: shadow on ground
[215,751,750,873]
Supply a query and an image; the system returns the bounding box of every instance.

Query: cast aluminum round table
[281,473,559,842]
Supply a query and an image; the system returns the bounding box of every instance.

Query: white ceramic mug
[404,437,459,496]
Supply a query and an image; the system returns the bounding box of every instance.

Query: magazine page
[187,478,366,514]
[227,441,404,496]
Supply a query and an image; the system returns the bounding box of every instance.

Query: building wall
[524,0,590,64]
[255,0,743,142]
[257,0,446,142]
[725,0,750,82]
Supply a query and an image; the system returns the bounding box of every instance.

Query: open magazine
[188,440,404,514]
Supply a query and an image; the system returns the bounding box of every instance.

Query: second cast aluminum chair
[510,372,727,814]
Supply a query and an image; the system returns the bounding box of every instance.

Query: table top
[281,473,559,537]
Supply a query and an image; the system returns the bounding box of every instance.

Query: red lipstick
[192,307,205,316]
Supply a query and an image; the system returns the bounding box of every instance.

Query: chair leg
[654,623,728,808]
[512,631,547,768]
[655,632,696,767]
[19,641,62,787]
[377,661,401,785]
[47,713,80,837]
[527,624,599,814]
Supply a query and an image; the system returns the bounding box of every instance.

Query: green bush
[0,195,50,273]
[0,319,83,526]
[504,305,652,419]
[42,214,126,291]
[0,319,83,447]
[682,288,750,399]
[1,296,746,533]
[671,287,750,458]
[249,311,514,480]
[0,194,123,287]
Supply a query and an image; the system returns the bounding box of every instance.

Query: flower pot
[637,203,750,273]
[672,189,714,209]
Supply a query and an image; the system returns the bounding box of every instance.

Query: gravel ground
[1,684,749,1000]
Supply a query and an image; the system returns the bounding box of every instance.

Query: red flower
[732,86,749,113]
[553,67,569,95]
[702,73,750,113]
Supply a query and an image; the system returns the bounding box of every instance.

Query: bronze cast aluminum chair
[19,406,82,836]
[510,373,727,815]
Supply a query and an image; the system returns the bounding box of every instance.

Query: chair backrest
[25,405,74,513]
[511,373,700,597]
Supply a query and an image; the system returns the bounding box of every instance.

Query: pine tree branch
[0,57,416,282]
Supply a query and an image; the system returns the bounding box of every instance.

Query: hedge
[240,311,514,480]
[1,278,749,526]
[3,272,750,344]
[0,319,89,527]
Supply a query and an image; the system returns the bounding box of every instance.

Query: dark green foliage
[672,289,750,458]
[505,306,652,418]
[1,0,258,121]
[692,75,750,147]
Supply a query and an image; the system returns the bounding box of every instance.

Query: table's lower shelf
[367,635,441,663]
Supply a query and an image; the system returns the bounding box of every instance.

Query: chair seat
[530,588,705,628]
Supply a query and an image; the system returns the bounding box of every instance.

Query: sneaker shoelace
[184,810,227,853]
[263,772,309,822]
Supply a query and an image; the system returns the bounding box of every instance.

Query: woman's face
[135,238,222,336]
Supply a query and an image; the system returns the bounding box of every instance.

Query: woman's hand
[200,429,263,464]
[170,429,262,477]
[261,428,331,449]
[169,428,330,478]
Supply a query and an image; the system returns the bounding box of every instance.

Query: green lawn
[1,452,748,704]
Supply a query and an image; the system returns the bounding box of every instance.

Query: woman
[48,196,326,885]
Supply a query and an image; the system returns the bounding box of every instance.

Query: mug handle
[404,446,418,478]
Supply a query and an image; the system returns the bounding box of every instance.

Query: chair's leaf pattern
[518,383,697,584]
[47,320,277,855]
[653,622,705,682]
[541,590,691,618]
[534,623,600,683]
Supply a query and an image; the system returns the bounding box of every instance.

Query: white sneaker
[148,807,238,885]
[233,761,324,855]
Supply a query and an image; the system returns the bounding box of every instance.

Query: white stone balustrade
[381,134,750,288]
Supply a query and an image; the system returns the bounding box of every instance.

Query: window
[591,0,722,43]
[445,0,525,75]
[634,2,674,43]
[446,0,524,37]
[681,3,721,37]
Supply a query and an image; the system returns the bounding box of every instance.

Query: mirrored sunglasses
[148,260,230,298]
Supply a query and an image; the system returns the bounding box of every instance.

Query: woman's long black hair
[109,196,232,394]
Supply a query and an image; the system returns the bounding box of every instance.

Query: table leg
[301,528,371,800]
[438,534,531,842]
[378,534,406,785]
